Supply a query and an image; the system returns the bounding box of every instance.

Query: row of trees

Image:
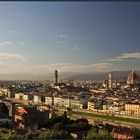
[47,111,92,132]
[86,124,113,139]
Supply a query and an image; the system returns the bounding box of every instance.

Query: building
[15,93,23,100]
[108,73,113,89]
[125,103,140,116]
[113,127,140,139]
[87,101,102,111]
[37,105,50,111]
[0,88,10,96]
[15,106,49,129]
[103,73,117,89]
[127,70,140,88]
[108,105,124,114]
[23,94,33,101]
[70,98,83,109]
[45,96,53,106]
[7,91,15,98]
[87,101,94,110]
[33,95,44,104]
[53,96,61,106]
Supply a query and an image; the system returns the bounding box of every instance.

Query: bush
[38,130,72,139]
[53,122,65,130]
[0,103,9,116]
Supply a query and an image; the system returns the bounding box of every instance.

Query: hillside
[65,71,140,81]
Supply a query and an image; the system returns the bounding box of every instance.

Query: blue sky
[0,2,140,75]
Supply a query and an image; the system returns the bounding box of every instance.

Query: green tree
[63,111,67,119]
[0,103,9,117]
[43,130,72,139]
[134,132,140,139]
[86,127,112,139]
[24,131,39,139]
[61,111,70,125]
[11,134,25,139]
[67,108,73,118]
[91,125,99,134]
[86,126,99,139]
[0,132,15,140]
[41,96,45,103]
[96,132,112,139]
[51,111,57,119]
[53,122,65,130]
[104,123,112,134]
[86,131,97,139]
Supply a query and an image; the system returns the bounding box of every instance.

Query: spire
[132,69,135,74]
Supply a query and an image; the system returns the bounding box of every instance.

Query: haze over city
[0,2,140,79]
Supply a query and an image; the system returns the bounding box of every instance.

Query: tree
[86,127,113,139]
[0,132,16,140]
[53,122,65,130]
[43,130,72,139]
[86,126,99,139]
[86,131,97,139]
[91,125,99,134]
[134,132,140,139]
[0,103,9,117]
[61,111,70,125]
[41,96,45,103]
[51,111,57,119]
[4,121,9,129]
[75,118,88,124]
[63,111,67,119]
[24,132,39,139]
[104,123,112,134]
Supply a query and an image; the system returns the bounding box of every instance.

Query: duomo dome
[127,70,140,85]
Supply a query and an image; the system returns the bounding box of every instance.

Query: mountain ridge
[64,71,140,81]
[0,71,139,81]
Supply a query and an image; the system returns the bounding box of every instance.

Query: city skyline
[0,2,140,78]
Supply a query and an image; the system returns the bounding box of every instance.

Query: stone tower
[108,73,113,89]
[54,70,58,83]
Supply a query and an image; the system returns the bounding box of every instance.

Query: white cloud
[0,41,11,46]
[92,63,112,68]
[25,62,112,74]
[106,58,122,62]
[116,52,140,59]
[60,34,69,39]
[106,52,140,62]
[0,52,29,61]
[73,45,79,51]
[19,42,25,45]
[8,30,15,34]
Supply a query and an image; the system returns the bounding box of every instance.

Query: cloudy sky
[0,2,140,76]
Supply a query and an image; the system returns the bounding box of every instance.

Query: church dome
[127,70,140,85]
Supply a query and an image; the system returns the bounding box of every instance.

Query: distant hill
[0,71,139,81]
[0,74,36,80]
[65,71,140,81]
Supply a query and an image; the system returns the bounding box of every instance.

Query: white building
[0,88,10,96]
[108,73,113,89]
[22,94,33,101]
[34,95,41,103]
[45,96,53,106]
[15,93,23,100]
[70,98,83,109]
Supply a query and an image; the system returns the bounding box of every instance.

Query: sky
[0,2,140,77]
